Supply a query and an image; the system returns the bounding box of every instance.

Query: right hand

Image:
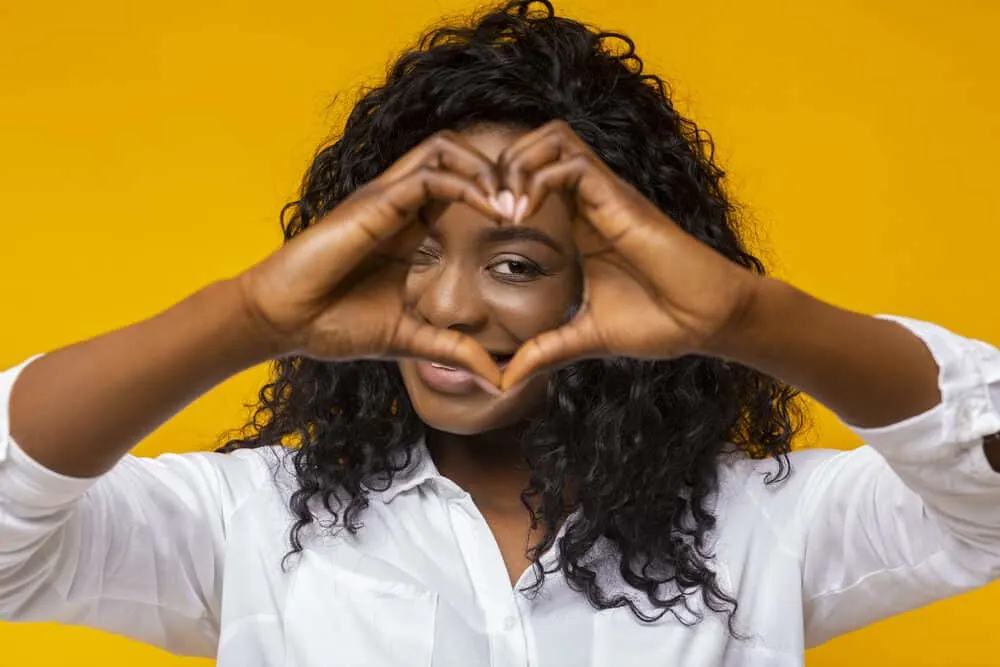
[236,131,507,386]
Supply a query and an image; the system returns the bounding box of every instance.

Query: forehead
[456,123,528,159]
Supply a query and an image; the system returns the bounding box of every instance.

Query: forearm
[9,278,275,478]
[713,277,942,430]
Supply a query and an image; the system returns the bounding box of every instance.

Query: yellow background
[1,0,998,664]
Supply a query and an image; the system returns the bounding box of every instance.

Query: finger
[499,313,604,391]
[500,123,707,297]
[522,154,592,223]
[382,130,501,201]
[582,205,716,297]
[367,166,505,244]
[390,316,503,388]
[572,215,615,259]
[388,166,506,227]
[497,120,593,200]
[521,153,683,289]
[500,131,566,202]
[362,229,426,269]
[307,165,506,289]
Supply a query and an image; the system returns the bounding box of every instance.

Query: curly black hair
[219,0,805,634]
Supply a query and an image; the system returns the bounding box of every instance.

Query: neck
[425,424,531,513]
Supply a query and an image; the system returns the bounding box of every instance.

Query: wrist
[700,272,775,362]
[226,274,300,361]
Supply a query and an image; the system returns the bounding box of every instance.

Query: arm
[712,277,944,430]
[9,278,275,478]
[0,132,507,652]
[0,402,273,655]
[479,119,1000,645]
[715,277,1000,645]
[0,280,277,654]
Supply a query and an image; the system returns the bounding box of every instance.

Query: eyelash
[412,247,440,265]
[411,248,548,283]
[488,258,547,282]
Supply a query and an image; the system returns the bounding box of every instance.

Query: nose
[409,260,489,335]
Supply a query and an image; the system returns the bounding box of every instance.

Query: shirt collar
[376,437,443,503]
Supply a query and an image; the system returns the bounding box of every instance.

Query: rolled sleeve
[798,315,1000,647]
[0,355,101,509]
[0,355,275,657]
[853,315,1000,555]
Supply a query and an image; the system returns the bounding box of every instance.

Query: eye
[410,246,440,267]
[488,257,546,282]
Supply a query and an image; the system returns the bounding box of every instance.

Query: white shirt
[2,315,1000,666]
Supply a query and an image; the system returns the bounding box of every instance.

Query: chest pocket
[283,550,438,667]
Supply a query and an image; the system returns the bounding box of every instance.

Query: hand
[237,131,506,386]
[496,120,761,391]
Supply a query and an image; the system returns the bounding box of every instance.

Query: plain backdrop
[1,0,998,664]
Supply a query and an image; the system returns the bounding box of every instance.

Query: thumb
[500,314,603,391]
[390,316,503,389]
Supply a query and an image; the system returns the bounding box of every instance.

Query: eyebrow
[477,226,566,253]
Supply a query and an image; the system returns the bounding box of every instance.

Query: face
[397,125,581,435]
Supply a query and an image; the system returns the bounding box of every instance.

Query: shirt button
[503,615,518,631]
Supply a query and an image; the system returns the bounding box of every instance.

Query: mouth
[426,351,513,372]
[414,350,516,396]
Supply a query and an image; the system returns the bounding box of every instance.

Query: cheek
[402,268,430,306]
[484,276,579,336]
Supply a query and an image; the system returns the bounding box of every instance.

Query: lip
[415,361,484,395]
[413,353,513,396]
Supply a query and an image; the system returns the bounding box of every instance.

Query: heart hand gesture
[496,121,761,391]
[237,121,760,394]
[236,131,507,387]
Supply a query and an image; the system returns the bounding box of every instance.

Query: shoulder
[716,445,881,493]
[713,445,884,539]
[112,445,297,519]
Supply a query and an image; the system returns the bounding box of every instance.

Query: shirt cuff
[0,354,101,509]
[849,315,1000,484]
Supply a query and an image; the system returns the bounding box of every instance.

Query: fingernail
[497,190,516,219]
[488,194,503,217]
[513,196,529,224]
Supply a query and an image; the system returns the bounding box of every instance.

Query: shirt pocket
[283,550,438,667]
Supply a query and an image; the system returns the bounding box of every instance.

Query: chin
[397,360,548,435]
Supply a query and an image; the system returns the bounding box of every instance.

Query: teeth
[431,363,458,371]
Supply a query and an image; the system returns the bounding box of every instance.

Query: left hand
[496,120,761,391]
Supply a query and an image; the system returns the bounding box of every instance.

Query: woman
[1,1,999,665]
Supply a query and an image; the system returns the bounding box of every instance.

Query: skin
[397,126,582,583]
[11,120,1000,592]
[399,133,575,444]
[398,127,579,438]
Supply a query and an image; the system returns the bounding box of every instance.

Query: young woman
[2,2,999,665]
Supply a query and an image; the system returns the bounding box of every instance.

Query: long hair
[219,0,804,633]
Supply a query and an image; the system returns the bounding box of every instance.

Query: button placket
[447,494,529,666]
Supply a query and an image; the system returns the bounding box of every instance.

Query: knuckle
[430,132,455,151]
[478,163,498,180]
[354,180,381,199]
[505,152,525,173]
[548,119,572,134]
[496,148,512,169]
